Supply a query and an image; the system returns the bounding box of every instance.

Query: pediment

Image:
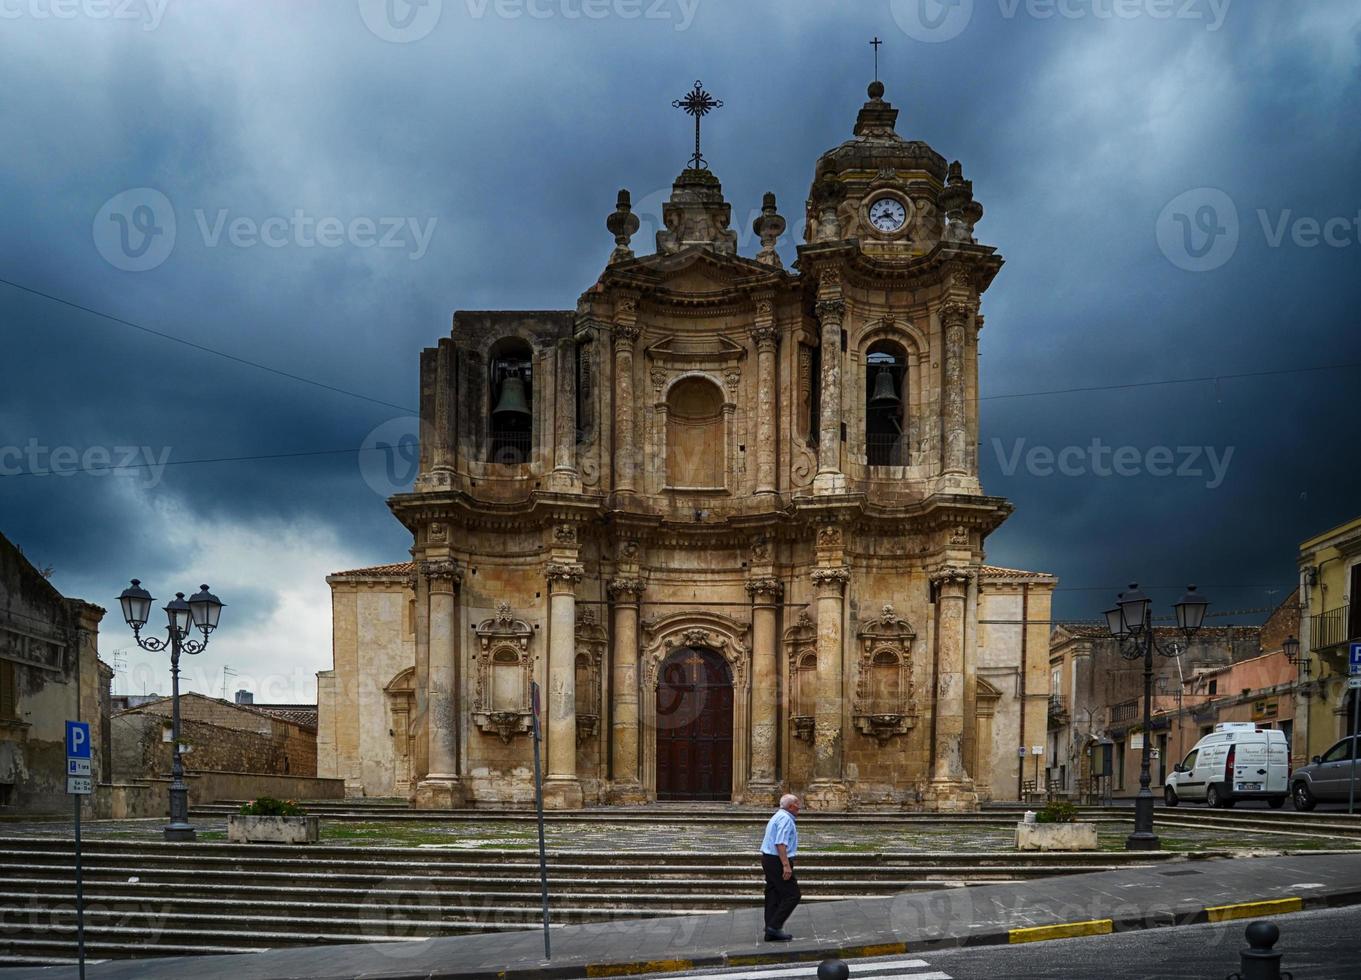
[603,246,785,300]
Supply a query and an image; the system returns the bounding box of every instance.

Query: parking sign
[66,721,90,759]
[1350,643,1361,676]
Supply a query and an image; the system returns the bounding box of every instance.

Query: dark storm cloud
[2,1,1358,694]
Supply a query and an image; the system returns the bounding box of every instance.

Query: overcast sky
[2,0,1358,703]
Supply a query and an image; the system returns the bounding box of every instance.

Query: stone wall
[112,709,315,781]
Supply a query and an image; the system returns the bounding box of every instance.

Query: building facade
[0,532,108,815]
[1297,515,1361,759]
[320,81,1056,810]
[1047,623,1263,799]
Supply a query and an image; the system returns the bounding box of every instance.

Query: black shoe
[763,928,793,942]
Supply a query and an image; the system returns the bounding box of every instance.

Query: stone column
[751,308,779,497]
[941,302,971,476]
[806,565,850,809]
[814,296,846,493]
[926,567,977,811]
[607,577,646,802]
[612,299,640,495]
[544,560,585,809]
[552,337,577,488]
[745,577,783,802]
[410,565,430,784]
[415,558,467,809]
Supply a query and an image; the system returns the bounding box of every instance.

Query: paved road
[658,906,1358,980]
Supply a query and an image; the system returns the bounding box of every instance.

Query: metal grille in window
[1112,700,1139,723]
[0,659,16,720]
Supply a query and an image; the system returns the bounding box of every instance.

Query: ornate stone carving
[608,577,645,600]
[640,611,750,690]
[545,562,585,586]
[472,605,534,743]
[784,612,817,742]
[750,536,772,563]
[811,566,851,589]
[428,522,446,542]
[929,566,975,590]
[755,299,773,318]
[614,321,641,344]
[745,577,784,599]
[575,607,607,745]
[816,298,846,320]
[650,368,669,392]
[949,525,970,547]
[817,525,843,549]
[420,558,462,588]
[724,369,741,392]
[619,539,640,561]
[553,524,578,546]
[853,604,919,745]
[750,324,779,347]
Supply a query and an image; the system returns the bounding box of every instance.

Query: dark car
[1291,735,1361,810]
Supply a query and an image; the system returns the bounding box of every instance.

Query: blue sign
[1350,643,1361,676]
[66,721,91,759]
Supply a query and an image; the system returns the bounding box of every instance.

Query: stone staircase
[0,835,1184,966]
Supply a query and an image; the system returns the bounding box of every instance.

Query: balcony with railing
[1310,603,1360,652]
[1111,699,1140,724]
[1047,694,1069,728]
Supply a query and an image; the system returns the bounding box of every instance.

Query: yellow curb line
[1009,919,1113,944]
[1205,897,1303,923]
[587,960,695,977]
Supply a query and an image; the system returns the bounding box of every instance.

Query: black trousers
[761,853,801,930]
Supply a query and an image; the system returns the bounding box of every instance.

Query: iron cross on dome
[672,79,723,170]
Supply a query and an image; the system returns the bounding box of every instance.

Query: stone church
[318,80,1055,810]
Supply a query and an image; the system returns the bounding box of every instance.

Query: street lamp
[1283,634,1310,678]
[117,580,224,841]
[1103,582,1209,851]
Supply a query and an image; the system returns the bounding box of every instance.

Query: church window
[491,649,522,713]
[865,340,907,466]
[488,339,533,464]
[666,376,725,489]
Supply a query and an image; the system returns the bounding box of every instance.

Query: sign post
[1348,645,1361,815]
[530,682,550,960]
[66,721,91,979]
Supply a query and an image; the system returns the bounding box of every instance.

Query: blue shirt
[760,807,798,858]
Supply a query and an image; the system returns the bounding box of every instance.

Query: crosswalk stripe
[671,960,948,980]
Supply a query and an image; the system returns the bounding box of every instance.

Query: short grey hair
[779,794,800,810]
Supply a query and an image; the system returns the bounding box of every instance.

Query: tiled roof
[1054,623,1263,641]
[328,561,414,579]
[251,704,319,731]
[978,564,1056,580]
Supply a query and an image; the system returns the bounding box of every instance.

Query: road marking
[682,960,935,980]
[1008,919,1114,943]
[1204,897,1303,923]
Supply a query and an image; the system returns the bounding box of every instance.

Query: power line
[983,361,1361,402]
[0,277,415,413]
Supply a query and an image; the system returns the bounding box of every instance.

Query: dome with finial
[811,80,947,186]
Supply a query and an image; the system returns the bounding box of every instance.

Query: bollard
[1226,921,1292,980]
[817,959,849,980]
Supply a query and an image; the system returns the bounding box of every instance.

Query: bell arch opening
[488,338,533,464]
[865,339,907,466]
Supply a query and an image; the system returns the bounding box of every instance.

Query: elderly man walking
[759,794,801,941]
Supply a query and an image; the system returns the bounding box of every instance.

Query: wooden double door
[656,648,733,801]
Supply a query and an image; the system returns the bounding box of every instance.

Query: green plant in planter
[1036,800,1079,824]
[238,797,307,817]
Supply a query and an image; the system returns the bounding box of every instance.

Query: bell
[493,373,531,419]
[869,366,899,406]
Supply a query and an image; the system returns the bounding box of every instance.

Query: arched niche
[664,375,728,490]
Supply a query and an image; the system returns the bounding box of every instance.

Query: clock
[867,196,908,234]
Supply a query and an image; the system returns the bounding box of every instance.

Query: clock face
[868,197,908,234]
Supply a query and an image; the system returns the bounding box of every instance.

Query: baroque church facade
[318,80,1055,810]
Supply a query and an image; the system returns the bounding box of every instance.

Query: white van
[1163,723,1290,809]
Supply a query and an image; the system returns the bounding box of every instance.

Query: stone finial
[940,161,982,243]
[811,178,846,243]
[606,189,641,264]
[752,191,786,268]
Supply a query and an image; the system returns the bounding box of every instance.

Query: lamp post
[118,580,224,841]
[1103,583,1209,851]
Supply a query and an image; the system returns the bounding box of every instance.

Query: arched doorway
[656,647,733,801]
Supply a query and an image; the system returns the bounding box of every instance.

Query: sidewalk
[10,852,1361,980]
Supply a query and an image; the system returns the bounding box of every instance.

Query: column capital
[750,323,780,348]
[608,577,645,600]
[811,566,850,594]
[815,298,846,320]
[420,558,462,590]
[929,565,975,592]
[613,321,641,345]
[545,561,585,587]
[940,299,976,326]
[745,577,785,600]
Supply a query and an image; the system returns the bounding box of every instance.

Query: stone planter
[227,814,319,845]
[1015,821,1098,852]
